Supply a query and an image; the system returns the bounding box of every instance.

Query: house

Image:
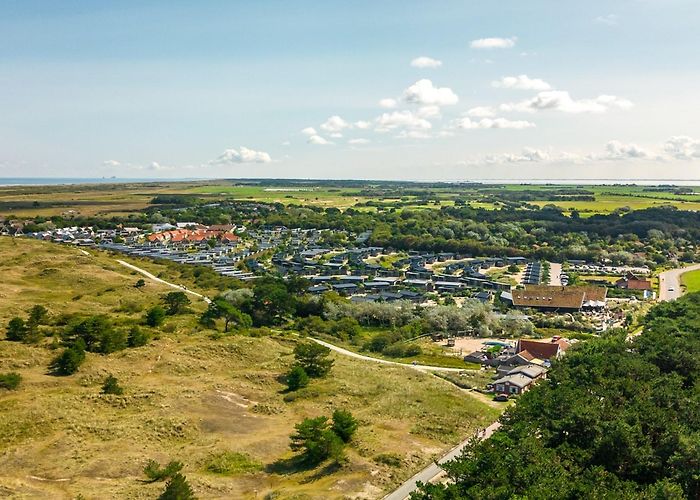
[516,338,571,360]
[507,364,547,380]
[492,373,535,395]
[615,273,652,291]
[510,285,607,312]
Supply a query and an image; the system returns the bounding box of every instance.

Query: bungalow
[492,373,535,395]
[615,273,652,291]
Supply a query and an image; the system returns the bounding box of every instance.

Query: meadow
[0,238,500,499]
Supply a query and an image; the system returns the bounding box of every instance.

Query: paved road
[658,263,700,301]
[383,421,502,500]
[310,338,468,373]
[116,259,211,303]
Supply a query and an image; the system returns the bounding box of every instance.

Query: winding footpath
[115,259,211,303]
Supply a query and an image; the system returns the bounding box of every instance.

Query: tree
[143,459,184,482]
[127,326,150,347]
[50,340,86,375]
[204,299,253,332]
[145,305,167,327]
[289,416,345,464]
[293,342,334,378]
[158,473,196,500]
[27,305,48,328]
[331,410,358,443]
[163,292,191,315]
[0,372,21,390]
[102,374,124,395]
[6,317,27,342]
[285,365,309,391]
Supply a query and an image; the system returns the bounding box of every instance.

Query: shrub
[50,340,86,375]
[127,326,150,347]
[145,305,167,327]
[285,365,310,391]
[0,372,22,390]
[144,459,184,482]
[101,374,124,395]
[158,473,195,500]
[290,416,345,464]
[293,341,334,378]
[331,409,358,443]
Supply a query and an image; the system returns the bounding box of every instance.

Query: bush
[285,365,310,391]
[127,326,150,347]
[101,374,124,395]
[50,340,86,375]
[293,341,334,378]
[145,305,167,327]
[158,473,195,500]
[331,410,358,443]
[204,451,262,475]
[290,416,345,464]
[6,317,27,342]
[144,459,184,482]
[163,291,191,315]
[0,372,22,390]
[374,453,403,467]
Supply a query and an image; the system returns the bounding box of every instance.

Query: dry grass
[0,238,500,499]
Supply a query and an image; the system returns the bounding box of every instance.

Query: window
[509,386,518,394]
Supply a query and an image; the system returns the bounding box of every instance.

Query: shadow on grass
[266,453,341,477]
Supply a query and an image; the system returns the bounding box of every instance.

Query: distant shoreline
[2,177,700,187]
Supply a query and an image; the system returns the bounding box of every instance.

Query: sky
[1,0,700,181]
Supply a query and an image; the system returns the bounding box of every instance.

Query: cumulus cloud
[212,147,272,164]
[348,138,370,145]
[410,56,442,68]
[466,106,496,118]
[396,130,432,139]
[596,140,651,160]
[102,160,121,167]
[375,110,432,132]
[307,135,333,145]
[301,127,317,136]
[320,115,351,133]
[379,98,398,109]
[664,136,700,160]
[354,120,371,129]
[403,79,459,106]
[417,105,441,118]
[470,37,517,49]
[492,74,551,91]
[453,117,536,130]
[501,90,633,114]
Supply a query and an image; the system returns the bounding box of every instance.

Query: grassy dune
[0,239,499,499]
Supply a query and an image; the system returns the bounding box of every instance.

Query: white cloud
[403,79,459,106]
[596,140,651,160]
[410,56,442,68]
[320,115,351,133]
[348,138,370,145]
[595,14,618,26]
[396,130,432,140]
[102,160,121,167]
[354,120,371,129]
[307,135,333,145]
[501,90,633,114]
[466,106,496,118]
[301,127,317,136]
[470,37,517,49]
[492,74,551,91]
[329,132,343,138]
[664,136,700,160]
[379,98,398,109]
[212,147,272,164]
[453,117,536,130]
[417,105,441,118]
[375,110,432,132]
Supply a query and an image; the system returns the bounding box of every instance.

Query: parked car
[493,394,509,402]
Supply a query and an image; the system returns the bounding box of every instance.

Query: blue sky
[1,0,699,180]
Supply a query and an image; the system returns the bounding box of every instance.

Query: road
[548,262,562,286]
[657,263,700,301]
[310,338,469,373]
[383,421,502,500]
[116,259,211,303]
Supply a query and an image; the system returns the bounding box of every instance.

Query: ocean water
[0,178,196,186]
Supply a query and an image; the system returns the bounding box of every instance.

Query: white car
[668,287,675,292]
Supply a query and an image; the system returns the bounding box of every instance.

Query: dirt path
[310,338,467,373]
[116,259,211,303]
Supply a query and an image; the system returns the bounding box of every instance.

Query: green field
[681,269,700,293]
